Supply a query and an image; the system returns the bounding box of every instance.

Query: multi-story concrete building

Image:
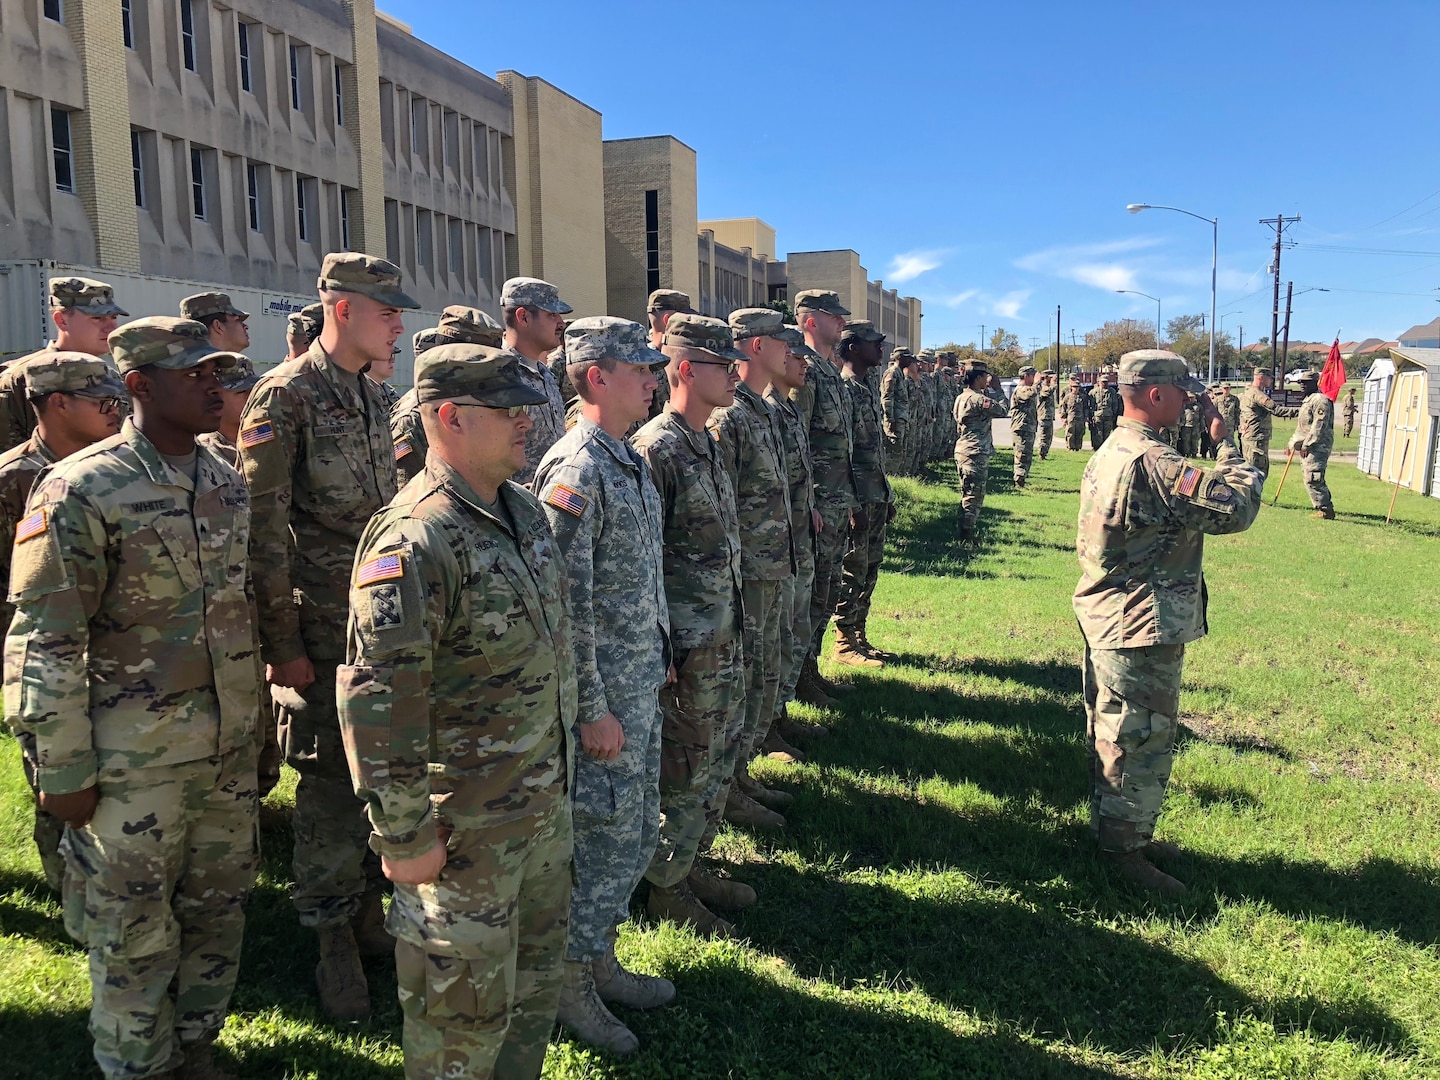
[602,135,699,325]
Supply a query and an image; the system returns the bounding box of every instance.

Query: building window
[51,109,74,193]
[644,189,661,296]
[410,98,425,157]
[333,63,344,126]
[181,0,196,71]
[131,129,144,206]
[238,22,252,92]
[448,218,463,275]
[121,0,133,47]
[289,45,301,110]
[43,0,61,22]
[416,209,432,269]
[340,189,351,249]
[190,146,207,218]
[246,163,261,231]
[296,175,310,242]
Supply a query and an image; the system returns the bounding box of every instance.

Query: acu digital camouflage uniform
[1074,353,1263,859]
[1340,388,1358,437]
[1238,383,1299,477]
[502,278,573,487]
[952,369,1009,535]
[4,322,258,1080]
[880,354,912,477]
[834,329,892,647]
[239,253,415,937]
[1059,377,1091,451]
[643,290,696,421]
[1008,368,1041,485]
[337,347,576,1080]
[533,360,669,966]
[767,343,818,712]
[1290,384,1336,516]
[0,353,125,893]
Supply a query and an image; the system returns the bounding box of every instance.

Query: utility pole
[1055,304,1061,373]
[1280,281,1294,386]
[1259,213,1301,386]
[979,325,986,355]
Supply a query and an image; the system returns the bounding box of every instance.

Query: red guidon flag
[1319,337,1346,401]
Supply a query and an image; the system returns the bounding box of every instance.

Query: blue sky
[389,0,1440,350]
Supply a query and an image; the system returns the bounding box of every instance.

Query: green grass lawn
[2,443,1438,1079]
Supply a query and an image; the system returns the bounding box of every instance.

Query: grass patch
[2,444,1438,1078]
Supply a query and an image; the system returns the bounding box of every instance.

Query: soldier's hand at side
[1300,446,1309,458]
[382,839,446,885]
[267,655,316,691]
[851,508,869,532]
[664,664,677,687]
[581,713,625,761]
[812,509,823,535]
[40,785,98,829]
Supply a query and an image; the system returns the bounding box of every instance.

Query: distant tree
[989,327,1020,353]
[1165,312,1236,373]
[766,299,795,322]
[1083,319,1157,366]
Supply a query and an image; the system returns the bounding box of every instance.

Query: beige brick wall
[698,218,776,261]
[603,136,697,324]
[341,0,386,256]
[71,0,140,270]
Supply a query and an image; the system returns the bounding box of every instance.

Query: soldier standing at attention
[500,278,572,486]
[1340,386,1358,438]
[636,316,753,939]
[644,290,697,419]
[904,354,927,474]
[181,292,251,355]
[833,322,896,668]
[6,319,258,1080]
[952,360,1009,543]
[0,353,124,892]
[1060,372,1090,451]
[1090,368,1119,448]
[711,309,797,816]
[881,348,913,478]
[1009,365,1041,487]
[1178,393,1202,457]
[1037,371,1058,460]
[1288,371,1336,519]
[0,277,129,453]
[337,345,575,1080]
[792,291,862,703]
[1075,349,1262,898]
[533,318,674,1056]
[240,252,418,1021]
[1238,368,1299,477]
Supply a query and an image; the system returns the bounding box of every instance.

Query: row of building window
[380,81,504,196]
[383,200,510,295]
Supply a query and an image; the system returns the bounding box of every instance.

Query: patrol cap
[565,316,667,366]
[413,327,446,355]
[793,289,851,317]
[841,319,885,344]
[729,307,787,340]
[662,313,747,361]
[1018,364,1037,377]
[217,354,262,392]
[438,305,504,347]
[50,276,128,317]
[777,325,804,348]
[288,302,324,342]
[108,317,240,374]
[180,291,248,321]
[413,343,549,407]
[647,289,695,315]
[317,252,419,309]
[967,360,992,376]
[501,277,573,314]
[1117,350,1207,393]
[1292,369,1319,384]
[24,352,127,399]
[892,347,915,360]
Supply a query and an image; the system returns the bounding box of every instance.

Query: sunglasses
[689,359,739,375]
[452,402,529,418]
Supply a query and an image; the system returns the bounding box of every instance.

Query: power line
[1291,243,1440,257]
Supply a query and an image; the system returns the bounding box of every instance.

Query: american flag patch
[1175,466,1203,498]
[394,438,413,460]
[356,552,404,587]
[14,508,47,544]
[240,421,276,448]
[545,483,588,517]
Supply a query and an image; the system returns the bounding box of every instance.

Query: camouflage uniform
[1340,390,1358,438]
[534,411,668,964]
[1217,391,1242,454]
[240,255,416,932]
[953,374,1009,533]
[501,278,573,487]
[339,379,577,1080]
[1290,389,1335,514]
[643,290,696,422]
[1179,395,1202,457]
[634,406,745,889]
[880,359,911,477]
[1090,378,1119,448]
[767,377,817,711]
[1008,372,1041,485]
[1037,375,1057,459]
[1074,355,1262,854]
[1059,379,1090,451]
[835,356,891,638]
[1238,384,1299,478]
[5,323,258,1080]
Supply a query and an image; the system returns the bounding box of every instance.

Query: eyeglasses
[451,402,529,418]
[688,359,739,375]
[69,394,123,414]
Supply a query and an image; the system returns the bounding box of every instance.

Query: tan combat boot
[856,626,896,662]
[557,959,638,1054]
[177,1039,242,1080]
[687,867,756,909]
[723,790,785,830]
[350,888,395,959]
[1144,839,1183,862]
[779,705,829,740]
[1101,849,1186,898]
[833,627,882,668]
[647,880,734,938]
[1310,508,1336,519]
[735,765,793,809]
[592,943,676,1009]
[760,724,805,764]
[315,924,371,1021]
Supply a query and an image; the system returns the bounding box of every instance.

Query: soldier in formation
[1008,365,1041,487]
[1037,370,1058,459]
[1238,368,1299,477]
[1289,370,1336,519]
[881,348,913,476]
[1089,368,1119,448]
[501,278,572,486]
[1059,372,1091,451]
[952,360,1009,542]
[1178,393,1202,457]
[1341,386,1358,437]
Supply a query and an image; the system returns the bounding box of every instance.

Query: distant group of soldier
[0,260,1346,1080]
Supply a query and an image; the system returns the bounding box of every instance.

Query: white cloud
[1014,236,1164,296]
[1069,263,1137,292]
[993,290,1031,319]
[944,288,979,307]
[887,249,946,283]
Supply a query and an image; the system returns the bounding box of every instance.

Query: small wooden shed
[1381,348,1440,496]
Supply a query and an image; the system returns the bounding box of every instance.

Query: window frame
[190,145,207,219]
[289,44,301,111]
[121,0,134,48]
[51,108,74,194]
[131,129,145,207]
[296,173,310,243]
[238,22,252,93]
[181,0,196,72]
[246,162,261,232]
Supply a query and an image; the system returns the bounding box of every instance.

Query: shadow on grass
[0,1002,95,1079]
[0,868,72,950]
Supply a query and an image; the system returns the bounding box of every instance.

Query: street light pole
[1116,289,1161,349]
[1127,203,1218,382]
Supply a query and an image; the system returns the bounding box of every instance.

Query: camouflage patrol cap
[841,319,885,344]
[1291,369,1319,384]
[413,343,549,407]
[288,302,324,342]
[891,347,915,360]
[438,305,504,347]
[565,316,667,366]
[317,252,419,308]
[916,349,935,361]
[662,314,747,361]
[413,327,446,355]
[216,354,262,392]
[729,308,787,340]
[24,352,127,399]
[776,325,804,347]
[937,349,959,360]
[500,277,573,314]
[108,317,240,374]
[1068,371,1082,382]
[180,291,248,321]
[793,289,851,317]
[647,289,695,315]
[50,276,128,317]
[967,360,992,376]
[1117,349,1206,393]
[1018,365,1037,377]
